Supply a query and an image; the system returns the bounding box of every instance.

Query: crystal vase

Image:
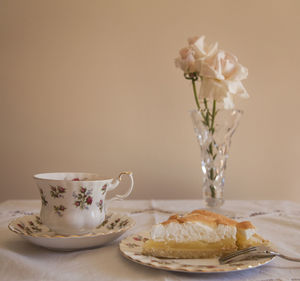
[190,109,243,208]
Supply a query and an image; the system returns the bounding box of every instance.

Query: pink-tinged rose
[199,78,249,109]
[80,187,86,193]
[199,49,248,81]
[175,36,218,74]
[86,196,93,205]
[75,201,80,207]
[59,205,66,211]
[58,186,65,193]
[175,47,197,73]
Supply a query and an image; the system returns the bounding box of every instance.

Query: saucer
[8,212,135,251]
[119,231,275,273]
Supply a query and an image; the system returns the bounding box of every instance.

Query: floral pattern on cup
[101,184,107,195]
[73,187,93,209]
[50,186,66,198]
[53,205,67,217]
[39,188,48,206]
[72,177,88,181]
[96,199,104,212]
[34,172,134,235]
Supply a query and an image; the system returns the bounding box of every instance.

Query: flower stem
[209,184,216,198]
[192,79,200,111]
[201,99,218,198]
[210,99,216,134]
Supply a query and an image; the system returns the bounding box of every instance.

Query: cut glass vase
[190,109,243,208]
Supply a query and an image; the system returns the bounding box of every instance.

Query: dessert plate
[8,212,135,251]
[119,231,275,273]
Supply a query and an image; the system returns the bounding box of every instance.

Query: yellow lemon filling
[142,238,237,258]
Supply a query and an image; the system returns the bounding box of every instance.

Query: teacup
[33,172,134,235]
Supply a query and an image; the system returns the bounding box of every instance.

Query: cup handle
[108,171,134,202]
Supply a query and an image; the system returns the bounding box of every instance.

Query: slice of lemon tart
[142,209,268,259]
[236,221,268,249]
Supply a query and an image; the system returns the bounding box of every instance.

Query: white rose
[189,36,218,60]
[199,77,249,109]
[199,49,248,81]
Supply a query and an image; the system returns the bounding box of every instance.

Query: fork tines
[219,246,265,264]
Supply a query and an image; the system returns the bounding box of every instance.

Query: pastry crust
[237,221,255,229]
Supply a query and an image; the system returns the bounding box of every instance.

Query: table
[0,200,300,281]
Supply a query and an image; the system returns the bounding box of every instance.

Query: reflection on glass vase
[190,108,243,208]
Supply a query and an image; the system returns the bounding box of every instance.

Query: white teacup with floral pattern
[34,172,134,235]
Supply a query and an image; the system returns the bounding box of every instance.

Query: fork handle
[277,254,300,262]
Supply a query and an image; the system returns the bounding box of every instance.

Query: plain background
[1,0,300,203]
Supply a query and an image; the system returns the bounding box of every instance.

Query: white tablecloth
[0,200,299,281]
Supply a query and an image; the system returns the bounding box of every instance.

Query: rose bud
[86,196,93,205]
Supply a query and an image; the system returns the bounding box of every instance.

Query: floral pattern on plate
[15,216,43,235]
[8,212,135,251]
[9,212,134,238]
[119,232,275,273]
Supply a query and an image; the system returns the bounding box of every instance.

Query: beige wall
[1,0,300,203]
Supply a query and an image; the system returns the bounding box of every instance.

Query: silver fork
[219,245,300,264]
